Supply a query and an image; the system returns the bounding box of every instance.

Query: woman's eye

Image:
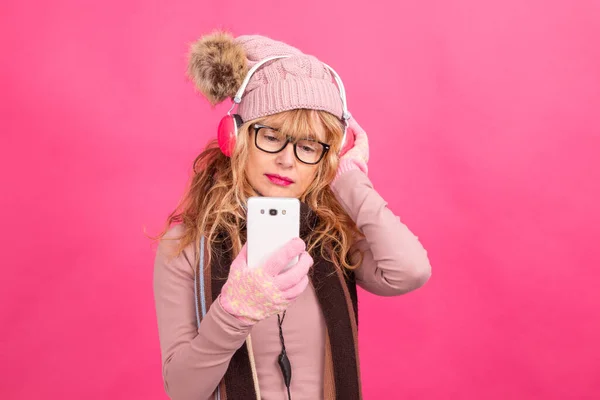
[300,145,316,153]
[265,134,281,142]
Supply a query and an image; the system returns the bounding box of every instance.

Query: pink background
[2,0,599,399]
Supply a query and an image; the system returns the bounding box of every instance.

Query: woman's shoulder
[161,223,186,240]
[154,224,198,275]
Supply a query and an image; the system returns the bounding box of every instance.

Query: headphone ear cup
[217,114,244,157]
[339,124,355,156]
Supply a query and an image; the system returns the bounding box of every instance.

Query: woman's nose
[275,142,295,167]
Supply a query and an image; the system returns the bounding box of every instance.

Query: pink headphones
[217,55,354,158]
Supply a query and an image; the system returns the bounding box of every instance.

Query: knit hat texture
[186,31,344,122]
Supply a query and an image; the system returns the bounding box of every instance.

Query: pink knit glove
[218,238,313,325]
[333,117,369,185]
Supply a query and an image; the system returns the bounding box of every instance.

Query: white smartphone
[247,197,301,271]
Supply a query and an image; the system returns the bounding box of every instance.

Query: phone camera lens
[269,209,277,216]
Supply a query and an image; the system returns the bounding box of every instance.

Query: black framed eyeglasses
[252,124,330,165]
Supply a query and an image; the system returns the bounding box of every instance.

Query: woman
[153,31,431,400]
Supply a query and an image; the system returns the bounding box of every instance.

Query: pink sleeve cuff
[331,158,368,187]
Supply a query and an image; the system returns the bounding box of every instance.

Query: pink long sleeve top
[153,169,431,400]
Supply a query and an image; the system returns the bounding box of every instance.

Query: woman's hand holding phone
[219,238,312,325]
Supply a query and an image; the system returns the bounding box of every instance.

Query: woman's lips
[265,174,294,187]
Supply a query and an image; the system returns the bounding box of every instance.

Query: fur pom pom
[187,31,248,105]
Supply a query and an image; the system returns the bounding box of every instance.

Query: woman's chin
[259,185,300,198]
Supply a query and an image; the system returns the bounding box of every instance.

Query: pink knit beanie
[186,31,345,123]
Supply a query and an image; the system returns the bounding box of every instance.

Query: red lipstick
[265,174,294,187]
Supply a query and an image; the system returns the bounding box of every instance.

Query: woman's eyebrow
[255,123,278,130]
[262,123,321,140]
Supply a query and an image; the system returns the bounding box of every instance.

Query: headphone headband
[233,56,290,104]
[233,55,350,122]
